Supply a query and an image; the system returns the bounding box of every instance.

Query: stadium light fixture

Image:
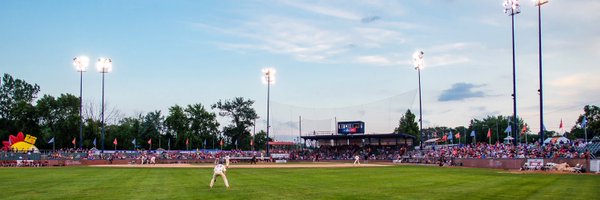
[73,56,89,149]
[97,57,112,153]
[503,0,520,145]
[262,68,275,156]
[412,51,424,149]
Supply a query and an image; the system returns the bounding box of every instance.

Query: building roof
[300,133,416,140]
[268,141,295,146]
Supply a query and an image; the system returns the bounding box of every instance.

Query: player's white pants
[353,159,360,165]
[210,172,229,188]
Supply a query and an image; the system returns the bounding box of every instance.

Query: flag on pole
[470,130,475,137]
[582,116,587,128]
[219,139,224,146]
[186,138,189,145]
[455,132,460,139]
[504,125,512,133]
[203,139,207,147]
[442,134,448,141]
[48,137,55,144]
[113,138,118,145]
[93,138,97,147]
[131,138,136,145]
[250,139,254,146]
[559,119,563,129]
[521,125,527,135]
[72,137,76,145]
[487,128,492,138]
[448,132,453,141]
[148,138,152,145]
[235,139,238,146]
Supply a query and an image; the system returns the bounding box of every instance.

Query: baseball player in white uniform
[353,155,361,165]
[209,159,229,188]
[225,155,230,167]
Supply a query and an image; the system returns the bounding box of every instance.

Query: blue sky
[1,0,599,141]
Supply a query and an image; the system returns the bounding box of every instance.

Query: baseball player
[353,155,361,165]
[209,159,229,189]
[225,155,230,167]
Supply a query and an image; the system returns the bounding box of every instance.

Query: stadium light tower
[503,0,520,145]
[534,0,549,143]
[413,51,424,149]
[262,68,276,156]
[97,57,112,153]
[73,56,89,149]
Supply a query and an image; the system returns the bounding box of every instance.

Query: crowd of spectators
[286,141,593,164]
[411,141,591,160]
[288,145,408,162]
[1,148,269,167]
[0,140,594,167]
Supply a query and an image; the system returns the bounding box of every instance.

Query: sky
[1,0,599,141]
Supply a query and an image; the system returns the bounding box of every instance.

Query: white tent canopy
[543,136,570,144]
[425,138,440,144]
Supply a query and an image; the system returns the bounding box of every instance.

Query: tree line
[1,73,598,150]
[0,73,269,150]
[395,106,599,145]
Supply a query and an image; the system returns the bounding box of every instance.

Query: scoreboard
[337,121,365,134]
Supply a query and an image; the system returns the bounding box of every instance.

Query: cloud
[354,55,393,65]
[191,13,412,63]
[189,1,419,64]
[354,55,412,66]
[411,42,481,68]
[355,27,407,48]
[193,18,352,63]
[428,42,483,53]
[361,16,381,23]
[439,83,487,102]
[426,54,470,67]
[279,0,361,20]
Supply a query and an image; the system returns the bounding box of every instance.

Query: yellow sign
[24,134,37,144]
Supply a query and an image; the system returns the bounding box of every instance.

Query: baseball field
[1,163,598,200]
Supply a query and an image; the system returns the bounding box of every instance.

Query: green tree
[0,73,41,140]
[141,111,163,149]
[115,114,143,150]
[253,130,271,151]
[185,103,219,149]
[570,105,600,141]
[395,109,419,144]
[165,105,187,149]
[212,97,258,150]
[35,94,80,149]
[468,115,522,144]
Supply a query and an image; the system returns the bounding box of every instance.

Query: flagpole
[496,119,499,144]
[489,129,491,144]
[464,129,467,145]
[584,126,587,144]
[525,127,528,144]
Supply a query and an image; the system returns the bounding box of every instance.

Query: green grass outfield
[1,164,598,200]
